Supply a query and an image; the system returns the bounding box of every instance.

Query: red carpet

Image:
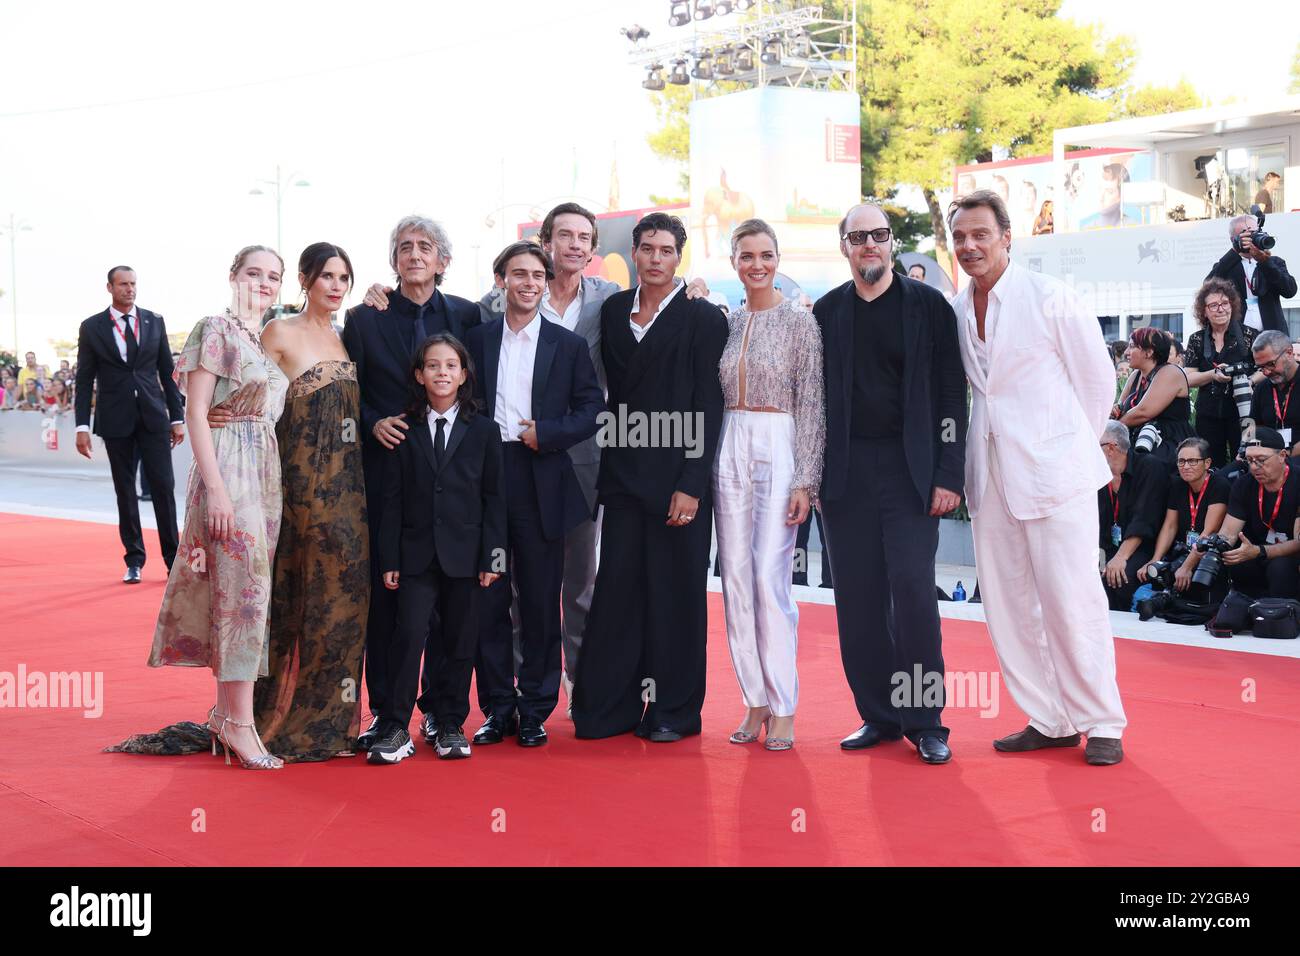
[2,510,1298,867]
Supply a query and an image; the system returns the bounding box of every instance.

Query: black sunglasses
[842,228,893,246]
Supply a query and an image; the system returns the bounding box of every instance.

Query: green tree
[1121,79,1202,117]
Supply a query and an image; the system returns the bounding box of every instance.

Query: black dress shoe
[420,713,440,744]
[1084,736,1123,765]
[839,723,903,750]
[993,725,1081,753]
[517,716,548,747]
[648,725,683,743]
[355,715,384,752]
[916,735,952,764]
[472,712,516,745]
[123,567,142,584]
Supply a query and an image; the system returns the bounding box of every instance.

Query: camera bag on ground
[1206,588,1254,637]
[1248,598,1300,639]
[1158,593,1219,626]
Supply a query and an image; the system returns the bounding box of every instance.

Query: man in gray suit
[363,202,708,719]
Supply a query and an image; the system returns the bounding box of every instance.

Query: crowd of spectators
[0,352,76,413]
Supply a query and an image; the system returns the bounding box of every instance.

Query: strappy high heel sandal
[764,717,795,751]
[206,707,226,757]
[214,715,284,770]
[729,708,770,744]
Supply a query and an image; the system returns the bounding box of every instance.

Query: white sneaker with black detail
[367,724,415,764]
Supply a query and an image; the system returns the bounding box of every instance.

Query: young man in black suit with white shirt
[571,213,728,742]
[73,266,185,583]
[465,242,605,747]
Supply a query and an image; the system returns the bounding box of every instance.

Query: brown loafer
[993,725,1081,752]
[1084,736,1123,765]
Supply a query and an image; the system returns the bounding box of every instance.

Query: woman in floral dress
[148,245,289,769]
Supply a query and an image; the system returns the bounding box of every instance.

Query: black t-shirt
[1227,464,1300,544]
[850,277,904,438]
[1097,453,1168,555]
[1165,471,1231,540]
[1248,375,1300,441]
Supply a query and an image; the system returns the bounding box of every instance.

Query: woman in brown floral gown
[250,242,369,761]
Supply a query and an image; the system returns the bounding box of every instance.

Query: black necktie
[434,417,447,470]
[123,315,139,365]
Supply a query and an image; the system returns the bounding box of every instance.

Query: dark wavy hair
[403,333,478,420]
[632,212,688,254]
[298,241,354,299]
[1192,277,1244,329]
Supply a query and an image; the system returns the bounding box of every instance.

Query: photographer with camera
[1099,421,1170,611]
[1185,279,1262,468]
[1146,437,1231,595]
[1248,330,1300,456]
[1206,208,1297,334]
[1113,327,1194,470]
[1215,427,1300,599]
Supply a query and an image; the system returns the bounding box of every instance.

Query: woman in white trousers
[713,219,825,750]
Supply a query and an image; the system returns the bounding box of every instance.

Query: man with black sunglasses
[815,202,966,765]
[1219,427,1300,598]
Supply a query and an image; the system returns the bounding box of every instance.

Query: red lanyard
[1274,379,1295,425]
[1188,479,1210,531]
[111,312,135,344]
[1259,464,1289,532]
[1108,485,1120,525]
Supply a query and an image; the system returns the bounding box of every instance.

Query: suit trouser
[572,497,711,738]
[385,560,479,729]
[793,506,832,586]
[104,429,178,570]
[475,443,565,723]
[713,410,800,716]
[819,436,948,742]
[971,438,1127,739]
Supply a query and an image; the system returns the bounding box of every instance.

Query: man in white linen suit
[948,190,1127,766]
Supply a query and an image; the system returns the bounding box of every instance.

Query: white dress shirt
[427,401,460,449]
[540,281,584,332]
[958,269,1008,379]
[629,278,684,343]
[494,312,541,442]
[1241,256,1262,331]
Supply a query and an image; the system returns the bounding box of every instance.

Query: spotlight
[692,51,714,80]
[693,0,714,20]
[715,0,734,13]
[735,0,755,9]
[761,35,782,65]
[714,44,735,75]
[643,63,666,91]
[735,45,755,72]
[668,58,691,85]
[669,1,691,27]
[620,23,651,44]
[788,29,811,58]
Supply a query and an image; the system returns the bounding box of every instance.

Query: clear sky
[1,0,1296,357]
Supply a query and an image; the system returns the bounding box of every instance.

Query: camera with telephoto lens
[1134,421,1163,454]
[1193,533,1233,588]
[1218,362,1254,378]
[1136,559,1179,621]
[1231,204,1276,253]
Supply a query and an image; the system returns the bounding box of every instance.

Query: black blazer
[1207,250,1297,334]
[378,409,506,579]
[597,287,728,513]
[465,316,605,541]
[74,307,184,438]
[814,277,967,505]
[342,287,481,447]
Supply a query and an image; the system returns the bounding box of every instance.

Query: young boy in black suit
[371,333,506,763]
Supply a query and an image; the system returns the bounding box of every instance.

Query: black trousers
[475,443,564,723]
[104,430,177,570]
[793,506,833,586]
[572,496,712,738]
[384,559,479,729]
[1196,412,1241,470]
[1227,551,1300,599]
[1102,547,1153,612]
[819,437,948,743]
